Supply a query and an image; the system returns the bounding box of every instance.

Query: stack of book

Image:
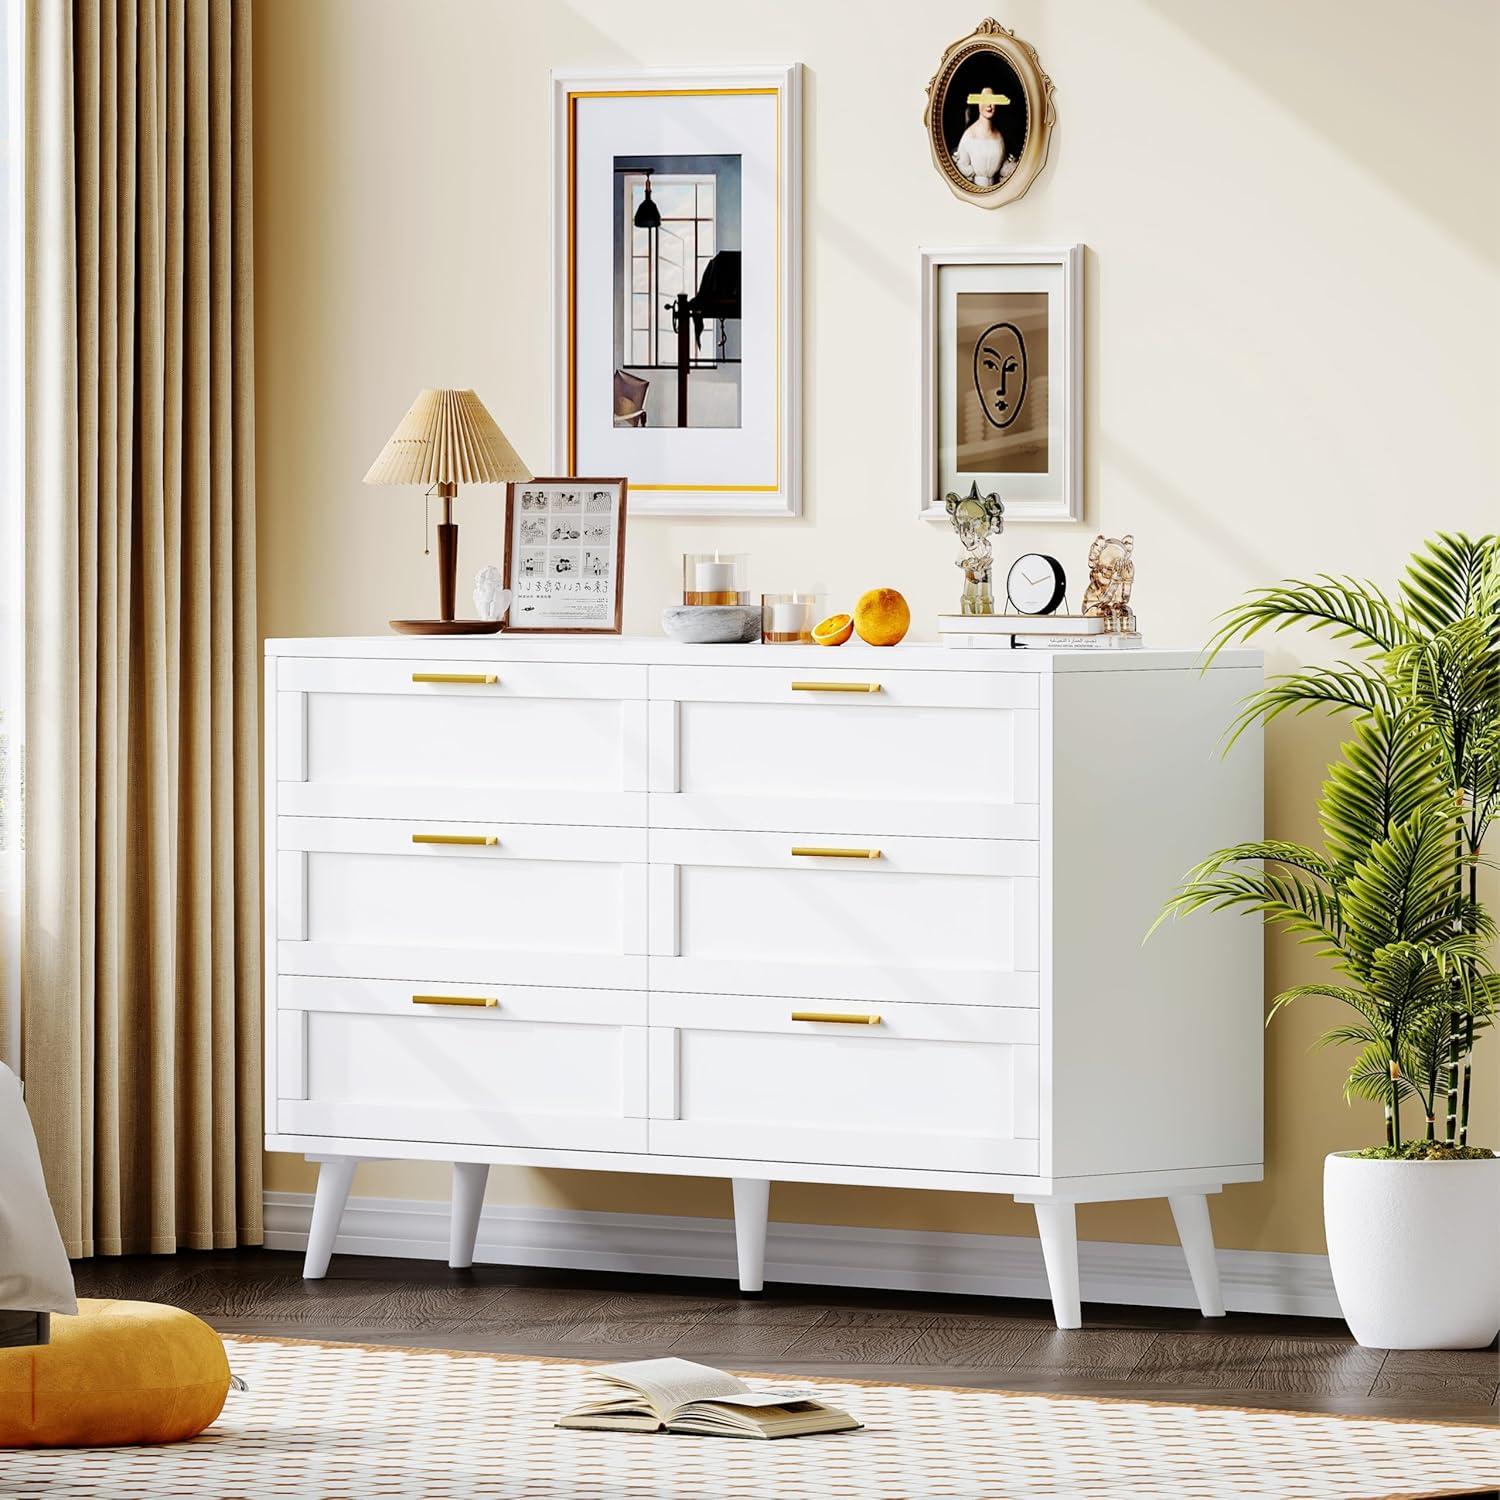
[938,614,1144,650]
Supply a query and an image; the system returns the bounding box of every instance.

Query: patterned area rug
[3,1336,1497,1499]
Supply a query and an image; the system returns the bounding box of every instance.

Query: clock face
[1007,554,1066,614]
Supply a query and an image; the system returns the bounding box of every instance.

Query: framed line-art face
[920,246,1082,523]
[552,66,803,517]
[503,478,627,633]
[923,19,1055,209]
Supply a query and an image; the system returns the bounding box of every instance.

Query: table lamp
[364,388,532,634]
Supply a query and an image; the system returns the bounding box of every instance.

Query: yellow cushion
[0,1298,230,1447]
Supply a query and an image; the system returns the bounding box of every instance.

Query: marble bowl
[661,604,762,644]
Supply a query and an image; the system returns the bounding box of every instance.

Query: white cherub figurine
[473,565,512,623]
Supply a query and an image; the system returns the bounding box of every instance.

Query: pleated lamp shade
[363,388,531,487]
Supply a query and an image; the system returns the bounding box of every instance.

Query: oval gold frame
[924,19,1056,209]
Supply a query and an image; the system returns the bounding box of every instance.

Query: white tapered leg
[449,1162,489,1269]
[1169,1192,1226,1318]
[1031,1199,1082,1330]
[731,1179,770,1295]
[303,1156,359,1279]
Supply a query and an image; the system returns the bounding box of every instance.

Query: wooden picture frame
[551,65,803,517]
[503,477,628,634]
[920,245,1083,524]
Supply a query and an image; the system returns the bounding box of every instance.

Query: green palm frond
[1344,1041,1422,1108]
[1422,931,1500,989]
[1317,708,1448,875]
[1182,840,1340,884]
[1156,865,1343,955]
[1407,1008,1465,1104]
[1336,943,1467,1115]
[1205,575,1412,660]
[1464,719,1500,848]
[1389,617,1500,739]
[1266,984,1372,1026]
[1339,812,1471,970]
[1314,1020,1390,1050]
[1223,663,1398,749]
[1399,533,1500,638]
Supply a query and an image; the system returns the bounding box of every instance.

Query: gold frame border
[566,86,782,494]
[923,19,1056,210]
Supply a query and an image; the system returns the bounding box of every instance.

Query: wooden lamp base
[387,488,505,636]
[388,618,504,636]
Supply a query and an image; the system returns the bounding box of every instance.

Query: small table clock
[1006,553,1067,615]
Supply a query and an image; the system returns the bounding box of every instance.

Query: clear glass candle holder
[761,592,822,644]
[683,553,749,607]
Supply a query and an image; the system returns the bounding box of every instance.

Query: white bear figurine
[473,566,512,623]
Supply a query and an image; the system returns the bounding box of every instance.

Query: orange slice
[811,612,853,647]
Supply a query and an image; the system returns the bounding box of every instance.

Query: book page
[685,1390,820,1409]
[595,1359,752,1421]
[669,1401,862,1439]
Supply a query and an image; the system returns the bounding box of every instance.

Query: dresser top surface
[264,636,1260,673]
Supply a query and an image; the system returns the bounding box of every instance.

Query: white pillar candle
[693,560,737,593]
[769,601,806,635]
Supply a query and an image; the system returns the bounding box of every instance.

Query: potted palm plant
[1158,535,1500,1349]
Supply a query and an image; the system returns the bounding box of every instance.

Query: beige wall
[253,0,1500,1256]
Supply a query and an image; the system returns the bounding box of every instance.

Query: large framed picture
[920,245,1082,524]
[552,65,802,517]
[503,478,627,634]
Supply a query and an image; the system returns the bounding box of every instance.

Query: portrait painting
[554,67,802,515]
[956,290,1048,474]
[921,246,1081,523]
[924,20,1055,209]
[941,53,1028,193]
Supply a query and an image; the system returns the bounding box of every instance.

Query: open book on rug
[556,1357,862,1440]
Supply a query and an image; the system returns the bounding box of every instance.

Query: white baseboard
[262,1191,1340,1320]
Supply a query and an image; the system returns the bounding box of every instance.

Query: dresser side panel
[1047,665,1264,1181]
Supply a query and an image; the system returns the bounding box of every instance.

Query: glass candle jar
[760,592,821,644]
[682,552,748,607]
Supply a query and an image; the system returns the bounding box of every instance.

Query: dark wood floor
[73,1248,1499,1428]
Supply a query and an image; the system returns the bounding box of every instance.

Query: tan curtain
[23,0,260,1257]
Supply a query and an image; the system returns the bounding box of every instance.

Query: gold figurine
[1081,534,1138,634]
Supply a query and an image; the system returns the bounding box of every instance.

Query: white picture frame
[919,245,1083,524]
[552,65,803,517]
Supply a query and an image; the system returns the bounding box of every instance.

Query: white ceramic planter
[1324,1152,1500,1348]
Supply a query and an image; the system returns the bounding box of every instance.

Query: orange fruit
[853,588,910,647]
[812,612,853,647]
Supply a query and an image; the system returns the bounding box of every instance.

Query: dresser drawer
[651,664,1037,710]
[274,976,648,1151]
[649,666,1037,839]
[647,830,1038,1007]
[647,996,1038,1174]
[275,656,648,825]
[275,817,648,989]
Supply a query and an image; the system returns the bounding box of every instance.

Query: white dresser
[264,637,1263,1327]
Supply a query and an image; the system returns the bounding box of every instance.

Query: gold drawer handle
[411,832,499,847]
[791,1011,882,1026]
[791,846,882,860]
[790,680,881,694]
[412,994,498,1008]
[411,672,498,685]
